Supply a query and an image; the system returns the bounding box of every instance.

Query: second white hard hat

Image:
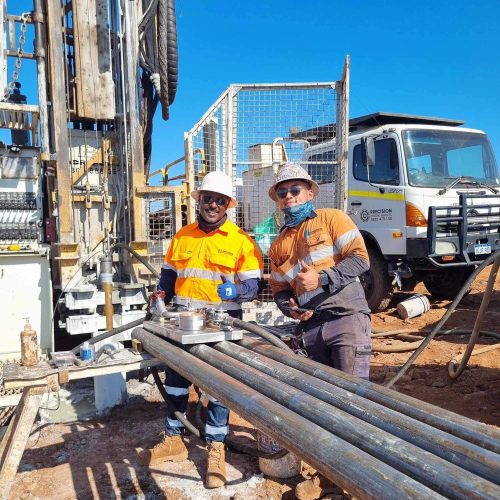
[191,170,237,208]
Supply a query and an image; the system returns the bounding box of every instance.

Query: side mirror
[361,136,376,167]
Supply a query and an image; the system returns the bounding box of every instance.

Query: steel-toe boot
[205,441,226,488]
[137,433,188,466]
[295,473,339,500]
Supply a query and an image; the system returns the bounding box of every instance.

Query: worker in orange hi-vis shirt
[268,163,372,500]
[138,171,263,490]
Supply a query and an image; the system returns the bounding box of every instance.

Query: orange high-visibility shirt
[163,219,263,310]
[269,208,368,306]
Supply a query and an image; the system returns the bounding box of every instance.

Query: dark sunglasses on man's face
[201,194,229,207]
[276,185,306,199]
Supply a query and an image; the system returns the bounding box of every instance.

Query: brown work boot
[205,441,226,489]
[137,433,188,466]
[295,472,339,500]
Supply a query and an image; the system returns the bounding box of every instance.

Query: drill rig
[0,0,181,359]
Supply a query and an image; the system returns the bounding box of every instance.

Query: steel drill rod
[240,337,500,453]
[132,328,440,500]
[229,340,500,484]
[191,343,500,499]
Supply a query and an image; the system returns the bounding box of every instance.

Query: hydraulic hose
[157,0,178,118]
[113,242,160,279]
[372,329,500,354]
[385,250,500,388]
[229,318,294,352]
[165,0,178,105]
[71,317,145,355]
[150,366,201,437]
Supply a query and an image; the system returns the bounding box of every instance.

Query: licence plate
[474,244,492,255]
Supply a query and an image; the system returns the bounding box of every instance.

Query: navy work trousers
[298,312,371,378]
[164,367,229,443]
[164,308,242,442]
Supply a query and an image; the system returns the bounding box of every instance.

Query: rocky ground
[5,266,500,500]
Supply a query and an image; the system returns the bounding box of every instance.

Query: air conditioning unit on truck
[300,112,500,311]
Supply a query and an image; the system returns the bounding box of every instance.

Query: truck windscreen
[402,129,500,188]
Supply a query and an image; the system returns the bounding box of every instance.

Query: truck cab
[303,112,500,311]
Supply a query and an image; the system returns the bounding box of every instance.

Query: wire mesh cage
[185,75,349,301]
[143,191,179,270]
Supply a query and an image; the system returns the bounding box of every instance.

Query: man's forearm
[234,278,260,303]
[158,268,176,303]
[320,255,369,293]
[274,290,294,317]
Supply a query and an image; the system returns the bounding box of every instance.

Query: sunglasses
[276,185,306,199]
[201,194,229,206]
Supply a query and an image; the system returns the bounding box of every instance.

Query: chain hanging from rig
[2,12,29,101]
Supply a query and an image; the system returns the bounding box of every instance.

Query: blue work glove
[217,281,238,301]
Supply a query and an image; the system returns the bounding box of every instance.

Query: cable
[385,250,500,388]
[150,367,289,459]
[448,254,499,379]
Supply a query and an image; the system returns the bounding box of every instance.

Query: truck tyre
[423,267,474,300]
[361,247,393,312]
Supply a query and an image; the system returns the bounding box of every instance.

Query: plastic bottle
[80,341,95,362]
[20,318,39,367]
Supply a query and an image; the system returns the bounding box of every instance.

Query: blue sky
[7,0,500,176]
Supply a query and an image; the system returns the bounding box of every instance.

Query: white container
[256,430,301,478]
[397,294,430,319]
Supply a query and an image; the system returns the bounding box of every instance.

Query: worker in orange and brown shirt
[268,163,372,500]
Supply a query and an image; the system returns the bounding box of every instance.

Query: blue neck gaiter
[282,201,316,227]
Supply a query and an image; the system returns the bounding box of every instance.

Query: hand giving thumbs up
[295,260,320,295]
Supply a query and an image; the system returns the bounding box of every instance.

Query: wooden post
[0,387,44,500]
[45,0,73,243]
[72,0,115,120]
[123,0,146,241]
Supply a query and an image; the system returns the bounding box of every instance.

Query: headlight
[435,241,457,255]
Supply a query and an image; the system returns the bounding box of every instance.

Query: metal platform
[143,320,244,344]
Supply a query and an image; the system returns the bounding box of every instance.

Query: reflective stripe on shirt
[175,295,241,310]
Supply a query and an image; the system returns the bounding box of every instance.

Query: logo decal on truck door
[360,208,393,222]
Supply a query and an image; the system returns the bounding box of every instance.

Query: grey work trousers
[298,312,372,378]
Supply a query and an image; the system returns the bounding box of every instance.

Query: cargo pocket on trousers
[353,344,371,378]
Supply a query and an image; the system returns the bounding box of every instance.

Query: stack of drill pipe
[132,328,500,500]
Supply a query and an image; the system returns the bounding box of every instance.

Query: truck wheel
[360,247,393,312]
[423,267,474,300]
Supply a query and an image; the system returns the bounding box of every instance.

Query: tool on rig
[144,306,244,344]
[145,290,245,345]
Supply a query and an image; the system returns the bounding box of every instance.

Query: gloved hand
[217,280,238,301]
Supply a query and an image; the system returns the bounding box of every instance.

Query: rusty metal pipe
[239,337,500,454]
[131,328,441,500]
[232,339,500,484]
[191,343,500,499]
[100,254,114,330]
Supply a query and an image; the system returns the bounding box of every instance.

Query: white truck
[182,60,499,313]
[300,112,500,311]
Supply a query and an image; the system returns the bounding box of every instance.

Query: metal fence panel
[186,78,347,301]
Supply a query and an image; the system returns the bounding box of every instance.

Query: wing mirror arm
[360,136,385,194]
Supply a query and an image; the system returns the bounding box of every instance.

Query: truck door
[347,135,406,256]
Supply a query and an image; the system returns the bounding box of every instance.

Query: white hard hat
[268,163,320,201]
[191,170,237,208]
